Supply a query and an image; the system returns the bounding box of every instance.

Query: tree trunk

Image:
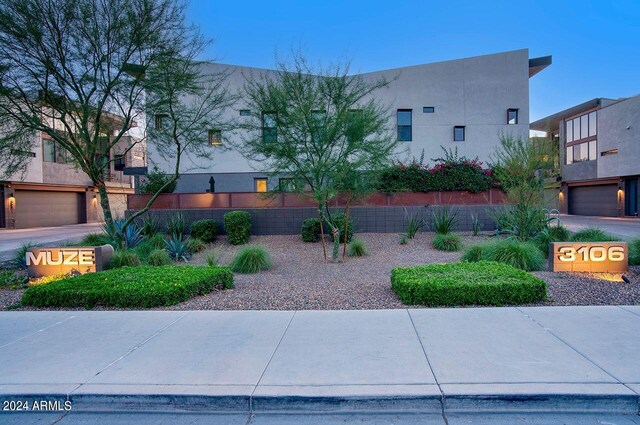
[342,190,351,260]
[318,209,327,263]
[96,182,113,229]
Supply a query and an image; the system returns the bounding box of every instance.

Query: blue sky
[187,0,640,121]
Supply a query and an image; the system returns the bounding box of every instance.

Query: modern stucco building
[147,49,551,193]
[531,94,640,217]
[0,129,144,229]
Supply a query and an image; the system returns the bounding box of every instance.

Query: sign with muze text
[550,242,628,273]
[26,245,114,278]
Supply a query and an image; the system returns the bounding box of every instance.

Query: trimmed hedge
[224,211,252,245]
[391,261,547,306]
[190,219,218,242]
[21,265,234,308]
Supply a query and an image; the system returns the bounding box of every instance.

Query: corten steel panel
[231,192,282,208]
[26,245,114,278]
[15,190,81,228]
[441,191,491,205]
[549,242,628,273]
[569,185,618,216]
[388,192,438,206]
[178,193,231,209]
[283,193,316,207]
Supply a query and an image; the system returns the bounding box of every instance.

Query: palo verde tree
[237,54,398,261]
[0,0,210,234]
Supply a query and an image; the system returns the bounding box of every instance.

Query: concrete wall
[148,49,532,193]
[129,205,503,235]
[597,94,640,179]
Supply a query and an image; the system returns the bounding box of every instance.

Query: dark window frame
[114,154,126,171]
[453,126,466,142]
[254,177,268,193]
[239,109,251,116]
[422,106,435,113]
[154,114,168,130]
[397,109,412,142]
[208,129,222,146]
[262,111,277,143]
[507,108,519,125]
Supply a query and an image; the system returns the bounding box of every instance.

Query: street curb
[0,392,638,415]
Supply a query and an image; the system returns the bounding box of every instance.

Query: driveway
[560,214,640,240]
[0,223,103,262]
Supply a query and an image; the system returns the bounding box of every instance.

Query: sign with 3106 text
[549,242,628,273]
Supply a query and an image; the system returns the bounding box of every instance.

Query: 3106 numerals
[558,246,625,262]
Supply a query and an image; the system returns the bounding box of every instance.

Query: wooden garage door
[569,185,618,217]
[15,190,83,228]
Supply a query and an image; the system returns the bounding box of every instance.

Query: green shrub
[81,233,108,246]
[471,213,481,236]
[399,234,408,245]
[461,244,484,262]
[224,211,252,245]
[165,236,191,262]
[301,218,322,242]
[139,166,177,194]
[462,239,545,271]
[432,233,462,251]
[166,212,186,239]
[493,205,548,241]
[147,233,166,249]
[230,246,271,273]
[21,265,233,308]
[328,212,354,243]
[431,206,458,235]
[629,238,640,266]
[533,225,570,257]
[403,207,426,239]
[187,238,207,253]
[101,218,143,249]
[140,215,160,237]
[109,250,141,269]
[347,239,368,257]
[391,261,547,306]
[133,240,155,260]
[205,251,218,266]
[570,227,617,242]
[147,249,172,266]
[190,219,218,242]
[0,270,26,288]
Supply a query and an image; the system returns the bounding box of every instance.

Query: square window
[507,108,518,125]
[397,110,412,141]
[454,126,465,142]
[255,178,267,193]
[422,106,435,113]
[208,129,222,146]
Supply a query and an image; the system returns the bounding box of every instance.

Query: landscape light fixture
[8,192,15,209]
[621,275,631,284]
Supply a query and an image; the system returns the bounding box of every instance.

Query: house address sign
[26,245,114,278]
[549,242,628,273]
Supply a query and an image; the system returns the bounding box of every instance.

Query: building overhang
[529,56,552,78]
[531,98,603,132]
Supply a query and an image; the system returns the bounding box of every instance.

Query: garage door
[15,190,84,228]
[569,185,618,216]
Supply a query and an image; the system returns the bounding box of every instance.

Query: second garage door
[15,190,84,228]
[569,184,618,216]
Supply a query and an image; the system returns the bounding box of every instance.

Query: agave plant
[102,218,144,249]
[140,215,160,236]
[165,235,191,262]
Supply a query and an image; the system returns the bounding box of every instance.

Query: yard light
[8,192,15,209]
[92,194,98,207]
[622,275,631,284]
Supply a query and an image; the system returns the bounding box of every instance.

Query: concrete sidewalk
[0,307,639,424]
[0,223,103,261]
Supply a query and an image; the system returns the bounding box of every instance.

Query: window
[311,110,326,143]
[588,140,597,161]
[11,149,36,158]
[239,109,251,116]
[588,111,597,136]
[154,114,167,130]
[346,109,362,142]
[208,129,222,146]
[573,118,580,140]
[601,148,618,156]
[454,126,465,142]
[262,112,277,143]
[422,106,435,113]
[566,146,573,165]
[397,110,412,141]
[254,178,267,193]
[114,154,126,171]
[43,139,56,162]
[580,115,588,139]
[507,108,518,125]
[566,120,573,142]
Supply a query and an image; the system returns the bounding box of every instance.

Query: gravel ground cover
[2,232,639,310]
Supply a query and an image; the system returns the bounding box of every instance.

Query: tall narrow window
[588,140,597,161]
[254,178,268,193]
[507,108,518,125]
[311,110,326,144]
[566,146,573,164]
[208,129,222,146]
[453,126,465,142]
[43,139,56,162]
[397,110,412,141]
[154,114,167,130]
[580,115,588,139]
[566,120,573,142]
[114,154,126,171]
[262,112,277,143]
[588,111,597,136]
